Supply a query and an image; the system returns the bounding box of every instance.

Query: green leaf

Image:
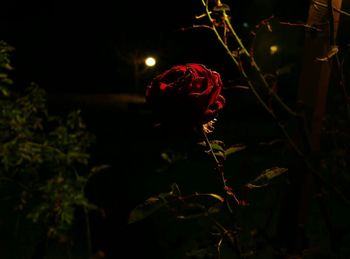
[161,152,172,163]
[90,164,111,175]
[224,144,246,156]
[198,140,224,151]
[213,150,226,161]
[128,196,166,224]
[258,167,288,180]
[245,167,288,189]
[0,83,10,96]
[128,183,182,224]
[160,150,188,164]
[176,192,224,219]
[210,142,225,152]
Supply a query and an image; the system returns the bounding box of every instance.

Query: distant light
[270,45,278,55]
[242,22,249,28]
[145,57,156,67]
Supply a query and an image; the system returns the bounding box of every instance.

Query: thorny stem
[201,0,239,66]
[180,24,214,31]
[279,21,323,32]
[202,128,240,210]
[200,0,350,207]
[200,1,313,155]
[223,14,299,117]
[202,1,305,156]
[201,1,296,119]
[223,13,249,56]
[201,2,300,138]
[202,129,220,166]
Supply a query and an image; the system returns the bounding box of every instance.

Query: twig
[313,0,350,17]
[179,24,214,32]
[216,237,223,259]
[213,219,243,257]
[201,0,239,66]
[279,21,322,32]
[199,0,350,208]
[202,128,240,208]
[224,17,299,117]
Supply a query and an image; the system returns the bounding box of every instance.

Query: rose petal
[145,63,225,126]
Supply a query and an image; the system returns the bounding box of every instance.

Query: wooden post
[275,0,343,257]
[298,0,342,152]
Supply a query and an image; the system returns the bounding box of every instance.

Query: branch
[202,128,241,208]
[279,21,322,32]
[199,0,350,209]
[313,0,350,17]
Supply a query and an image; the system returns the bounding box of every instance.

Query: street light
[145,56,156,67]
[131,52,157,93]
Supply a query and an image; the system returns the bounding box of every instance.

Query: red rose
[145,63,225,127]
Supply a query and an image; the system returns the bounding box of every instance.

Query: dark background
[2,1,350,258]
[1,0,314,94]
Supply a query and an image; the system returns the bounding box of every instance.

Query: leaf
[203,193,225,203]
[160,150,188,164]
[0,85,9,96]
[245,167,288,189]
[90,164,111,175]
[213,150,226,161]
[198,140,224,150]
[224,144,246,156]
[199,140,226,161]
[260,167,288,180]
[161,152,172,163]
[176,192,224,219]
[128,183,183,224]
[210,142,225,152]
[128,196,166,224]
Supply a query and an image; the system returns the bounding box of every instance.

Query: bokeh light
[145,57,156,67]
[270,45,278,55]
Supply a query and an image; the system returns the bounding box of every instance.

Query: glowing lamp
[270,45,278,55]
[145,57,156,67]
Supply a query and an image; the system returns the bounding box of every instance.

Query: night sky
[3,0,348,94]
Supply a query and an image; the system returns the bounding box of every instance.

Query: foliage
[0,40,14,95]
[0,40,106,256]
